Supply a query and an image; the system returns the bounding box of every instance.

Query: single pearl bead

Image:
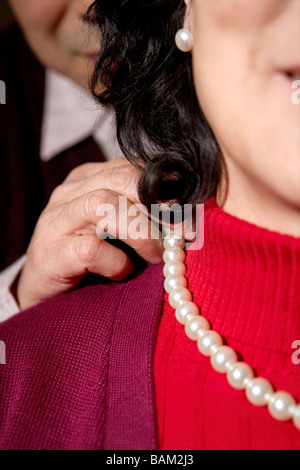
[169,286,192,309]
[175,29,193,53]
[175,301,200,325]
[163,247,186,264]
[227,362,254,390]
[162,226,173,236]
[211,346,238,374]
[293,404,300,430]
[163,261,186,278]
[245,377,273,407]
[268,391,296,422]
[185,316,210,341]
[197,330,223,357]
[163,236,185,250]
[164,274,187,294]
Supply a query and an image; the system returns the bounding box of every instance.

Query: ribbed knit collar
[185,199,300,364]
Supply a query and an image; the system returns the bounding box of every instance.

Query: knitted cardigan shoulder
[0,263,165,450]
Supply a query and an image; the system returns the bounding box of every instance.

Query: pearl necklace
[162,232,300,431]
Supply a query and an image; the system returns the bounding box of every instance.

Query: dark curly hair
[86,0,221,210]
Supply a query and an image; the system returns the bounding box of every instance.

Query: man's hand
[17,158,163,310]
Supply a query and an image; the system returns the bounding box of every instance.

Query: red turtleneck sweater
[154,200,300,450]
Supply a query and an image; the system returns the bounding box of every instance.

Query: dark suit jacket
[0,24,106,269]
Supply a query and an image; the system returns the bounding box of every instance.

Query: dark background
[0,1,14,28]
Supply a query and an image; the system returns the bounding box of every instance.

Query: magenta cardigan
[0,263,165,450]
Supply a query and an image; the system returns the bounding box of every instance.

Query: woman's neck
[217,160,300,238]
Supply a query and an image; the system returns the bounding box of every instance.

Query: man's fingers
[31,234,135,286]
[49,160,141,208]
[18,235,135,310]
[49,189,163,264]
[63,158,128,183]
[69,234,135,281]
[96,198,164,264]
[69,162,141,204]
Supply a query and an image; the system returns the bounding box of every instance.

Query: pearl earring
[175,28,194,52]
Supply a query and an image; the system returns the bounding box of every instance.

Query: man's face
[9,0,100,89]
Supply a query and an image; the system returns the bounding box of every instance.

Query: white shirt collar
[40,68,123,162]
